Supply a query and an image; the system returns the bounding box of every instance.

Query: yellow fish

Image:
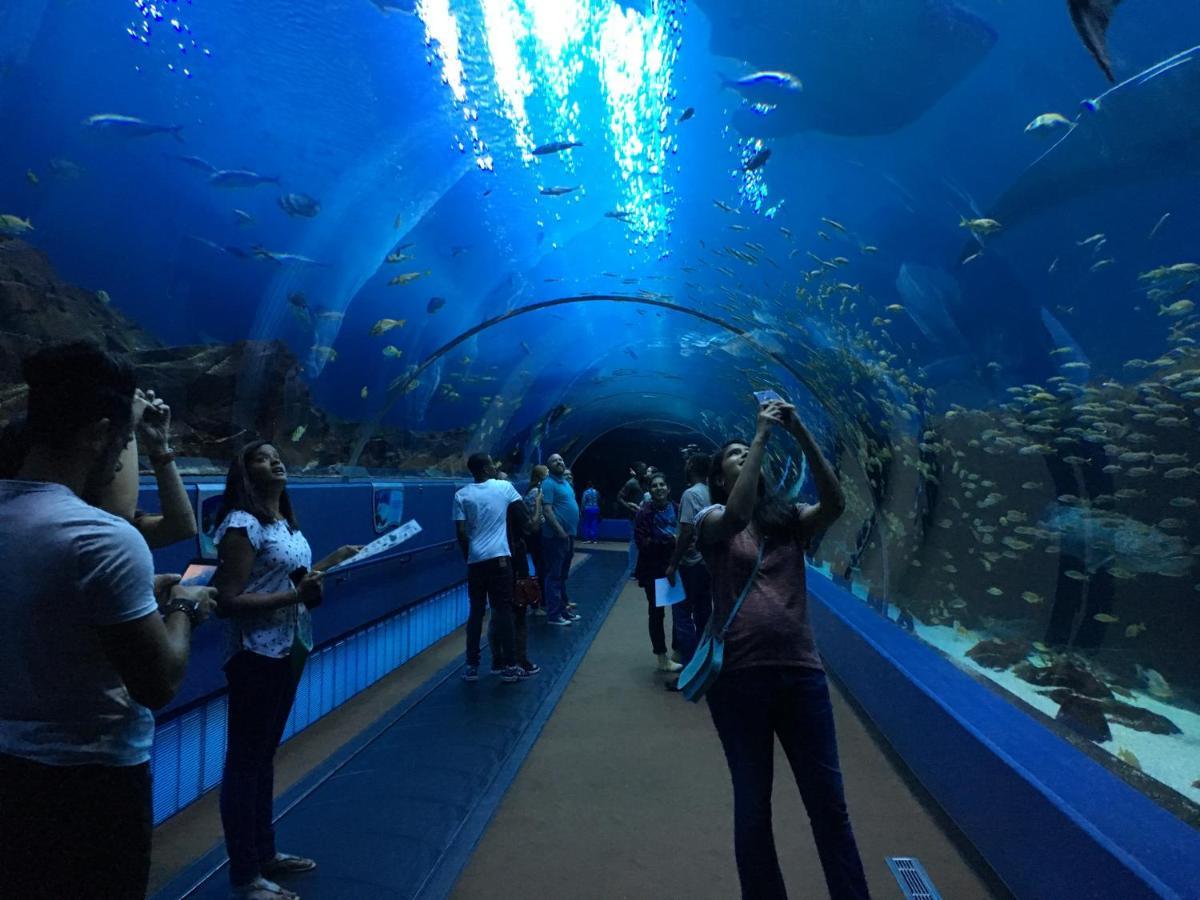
[360,386,369,399]
[25,169,38,185]
[820,217,847,232]
[1159,299,1195,317]
[0,214,34,234]
[1116,748,1141,770]
[389,271,430,286]
[386,251,413,264]
[290,425,306,442]
[382,345,403,359]
[959,216,1001,236]
[310,345,337,362]
[371,318,406,336]
[1024,112,1072,134]
[1093,613,1119,623]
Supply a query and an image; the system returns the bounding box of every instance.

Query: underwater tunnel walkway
[148,545,1009,900]
[346,293,834,468]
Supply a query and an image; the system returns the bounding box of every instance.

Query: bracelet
[149,449,177,466]
[162,597,200,627]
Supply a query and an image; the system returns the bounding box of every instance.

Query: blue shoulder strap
[717,541,764,639]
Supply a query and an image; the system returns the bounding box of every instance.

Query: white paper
[324,519,423,573]
[654,577,687,607]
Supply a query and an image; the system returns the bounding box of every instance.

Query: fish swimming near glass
[209,169,281,189]
[83,113,184,142]
[1040,505,1192,577]
[278,192,321,217]
[167,154,218,173]
[531,140,583,155]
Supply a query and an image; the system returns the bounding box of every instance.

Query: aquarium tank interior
[2,0,1200,888]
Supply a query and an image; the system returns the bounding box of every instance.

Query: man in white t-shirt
[0,342,216,899]
[454,452,531,683]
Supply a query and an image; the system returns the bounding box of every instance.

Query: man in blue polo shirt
[540,453,581,626]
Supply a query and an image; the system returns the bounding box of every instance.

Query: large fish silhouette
[1068,0,1126,81]
[972,44,1199,238]
[696,0,998,137]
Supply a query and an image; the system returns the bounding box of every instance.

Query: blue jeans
[582,507,601,541]
[676,561,712,663]
[706,667,870,900]
[542,535,572,619]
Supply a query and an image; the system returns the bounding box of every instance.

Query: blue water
[2,0,1200,812]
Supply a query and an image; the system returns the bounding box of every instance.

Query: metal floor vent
[886,857,943,900]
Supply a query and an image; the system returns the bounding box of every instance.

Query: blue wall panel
[149,583,469,824]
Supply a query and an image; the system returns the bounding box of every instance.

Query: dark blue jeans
[676,561,712,663]
[542,535,572,619]
[468,556,516,668]
[706,666,870,900]
[221,651,302,887]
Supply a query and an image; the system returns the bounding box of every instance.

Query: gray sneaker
[546,616,573,626]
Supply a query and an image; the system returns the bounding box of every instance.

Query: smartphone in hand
[753,389,783,406]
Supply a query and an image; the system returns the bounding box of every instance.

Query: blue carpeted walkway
[154,549,630,900]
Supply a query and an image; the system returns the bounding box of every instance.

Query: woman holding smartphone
[213,440,359,900]
[696,397,870,900]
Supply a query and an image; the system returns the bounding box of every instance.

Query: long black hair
[707,438,798,539]
[221,439,298,529]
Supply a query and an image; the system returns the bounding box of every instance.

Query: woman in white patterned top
[213,440,358,900]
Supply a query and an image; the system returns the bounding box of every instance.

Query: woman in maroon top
[697,398,870,900]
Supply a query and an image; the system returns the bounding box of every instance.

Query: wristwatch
[163,595,202,627]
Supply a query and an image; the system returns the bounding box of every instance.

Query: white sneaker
[546,616,573,626]
[656,653,682,673]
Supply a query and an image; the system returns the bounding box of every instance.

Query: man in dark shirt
[617,461,649,574]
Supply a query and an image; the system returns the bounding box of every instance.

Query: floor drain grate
[886,857,943,900]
